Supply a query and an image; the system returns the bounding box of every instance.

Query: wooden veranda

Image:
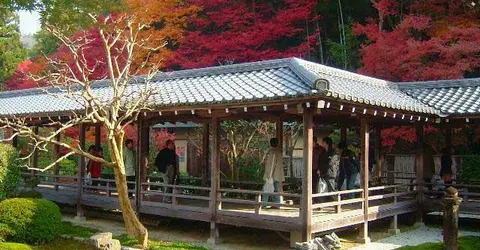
[3,58,480,247]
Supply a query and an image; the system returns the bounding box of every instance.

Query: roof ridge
[151,58,292,81]
[396,78,480,89]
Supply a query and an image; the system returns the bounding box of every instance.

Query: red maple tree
[354,0,480,82]
[169,0,319,69]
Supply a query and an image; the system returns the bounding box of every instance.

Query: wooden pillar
[12,132,18,148]
[415,123,425,226]
[208,117,221,244]
[300,108,313,243]
[340,127,347,142]
[136,118,149,212]
[202,124,210,187]
[95,124,101,149]
[76,123,86,218]
[32,126,39,170]
[276,118,284,203]
[54,131,61,191]
[374,127,384,185]
[445,127,452,154]
[358,118,371,243]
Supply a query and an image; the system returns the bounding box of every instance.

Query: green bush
[0,242,33,250]
[0,198,62,244]
[0,144,21,200]
[461,155,480,184]
[16,190,43,199]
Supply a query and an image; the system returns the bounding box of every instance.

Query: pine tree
[0,9,26,86]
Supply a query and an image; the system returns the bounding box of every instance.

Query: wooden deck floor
[36,185,420,234]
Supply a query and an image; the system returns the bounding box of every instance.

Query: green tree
[0,8,26,85]
[28,29,59,58]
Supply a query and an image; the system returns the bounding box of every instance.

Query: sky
[17,10,41,35]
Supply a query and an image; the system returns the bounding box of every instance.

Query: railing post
[255,193,262,214]
[389,187,400,235]
[106,181,110,197]
[335,193,341,213]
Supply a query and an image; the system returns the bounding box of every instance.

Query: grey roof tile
[0,57,443,117]
[397,78,480,115]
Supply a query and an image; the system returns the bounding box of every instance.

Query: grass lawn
[117,234,209,250]
[396,236,480,250]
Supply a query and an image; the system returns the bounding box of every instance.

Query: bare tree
[0,13,164,248]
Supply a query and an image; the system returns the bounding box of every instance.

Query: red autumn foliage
[5,59,46,90]
[169,0,319,69]
[354,0,480,82]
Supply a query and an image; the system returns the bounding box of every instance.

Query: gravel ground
[347,226,480,250]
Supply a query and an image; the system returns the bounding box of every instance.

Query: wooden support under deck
[76,123,86,218]
[300,108,314,242]
[208,117,221,244]
[359,118,371,243]
[415,124,425,226]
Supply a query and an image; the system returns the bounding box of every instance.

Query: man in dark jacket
[318,137,337,193]
[154,140,178,202]
[337,141,359,197]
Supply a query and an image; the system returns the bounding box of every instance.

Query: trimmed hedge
[0,144,20,200]
[0,198,62,244]
[0,243,33,250]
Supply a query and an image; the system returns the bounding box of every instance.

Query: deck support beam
[415,124,425,227]
[300,108,313,243]
[76,123,86,219]
[358,118,371,243]
[208,117,222,245]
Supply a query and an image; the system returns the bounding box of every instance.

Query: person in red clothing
[87,145,103,187]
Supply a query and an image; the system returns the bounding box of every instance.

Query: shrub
[16,190,42,199]
[0,144,21,200]
[0,198,62,244]
[0,243,33,250]
[461,155,480,184]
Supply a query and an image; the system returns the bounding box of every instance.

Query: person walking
[154,140,178,202]
[262,138,285,209]
[123,139,136,198]
[318,137,338,193]
[338,141,359,198]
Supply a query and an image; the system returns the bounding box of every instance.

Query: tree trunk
[109,139,148,249]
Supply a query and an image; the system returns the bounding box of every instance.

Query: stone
[89,232,121,250]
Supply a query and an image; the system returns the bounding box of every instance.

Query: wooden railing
[140,182,211,206]
[312,189,364,213]
[218,188,301,214]
[81,178,136,197]
[368,184,417,209]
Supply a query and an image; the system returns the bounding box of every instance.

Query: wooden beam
[359,118,371,243]
[374,127,383,185]
[202,124,210,187]
[76,123,86,218]
[136,118,149,212]
[276,118,284,203]
[415,123,425,226]
[95,124,101,149]
[208,117,221,244]
[301,108,314,242]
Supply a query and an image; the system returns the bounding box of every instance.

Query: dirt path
[64,214,291,250]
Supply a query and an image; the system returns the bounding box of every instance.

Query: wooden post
[374,127,384,185]
[300,108,313,243]
[389,186,400,235]
[358,118,371,243]
[136,118,149,212]
[202,124,210,187]
[445,127,452,154]
[54,131,61,191]
[340,127,347,142]
[95,124,101,149]
[276,118,284,204]
[207,117,221,244]
[415,123,425,227]
[76,123,86,219]
[31,126,39,172]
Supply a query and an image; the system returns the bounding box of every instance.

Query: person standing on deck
[337,141,359,197]
[123,139,136,198]
[423,143,435,191]
[262,138,285,209]
[440,147,453,187]
[87,145,103,190]
[312,136,326,194]
[154,139,178,202]
[318,137,337,193]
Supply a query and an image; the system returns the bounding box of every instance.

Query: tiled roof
[0,58,441,117]
[397,78,480,115]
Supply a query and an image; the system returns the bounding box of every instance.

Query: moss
[116,234,210,250]
[0,242,34,250]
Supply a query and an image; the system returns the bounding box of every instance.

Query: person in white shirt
[123,139,136,198]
